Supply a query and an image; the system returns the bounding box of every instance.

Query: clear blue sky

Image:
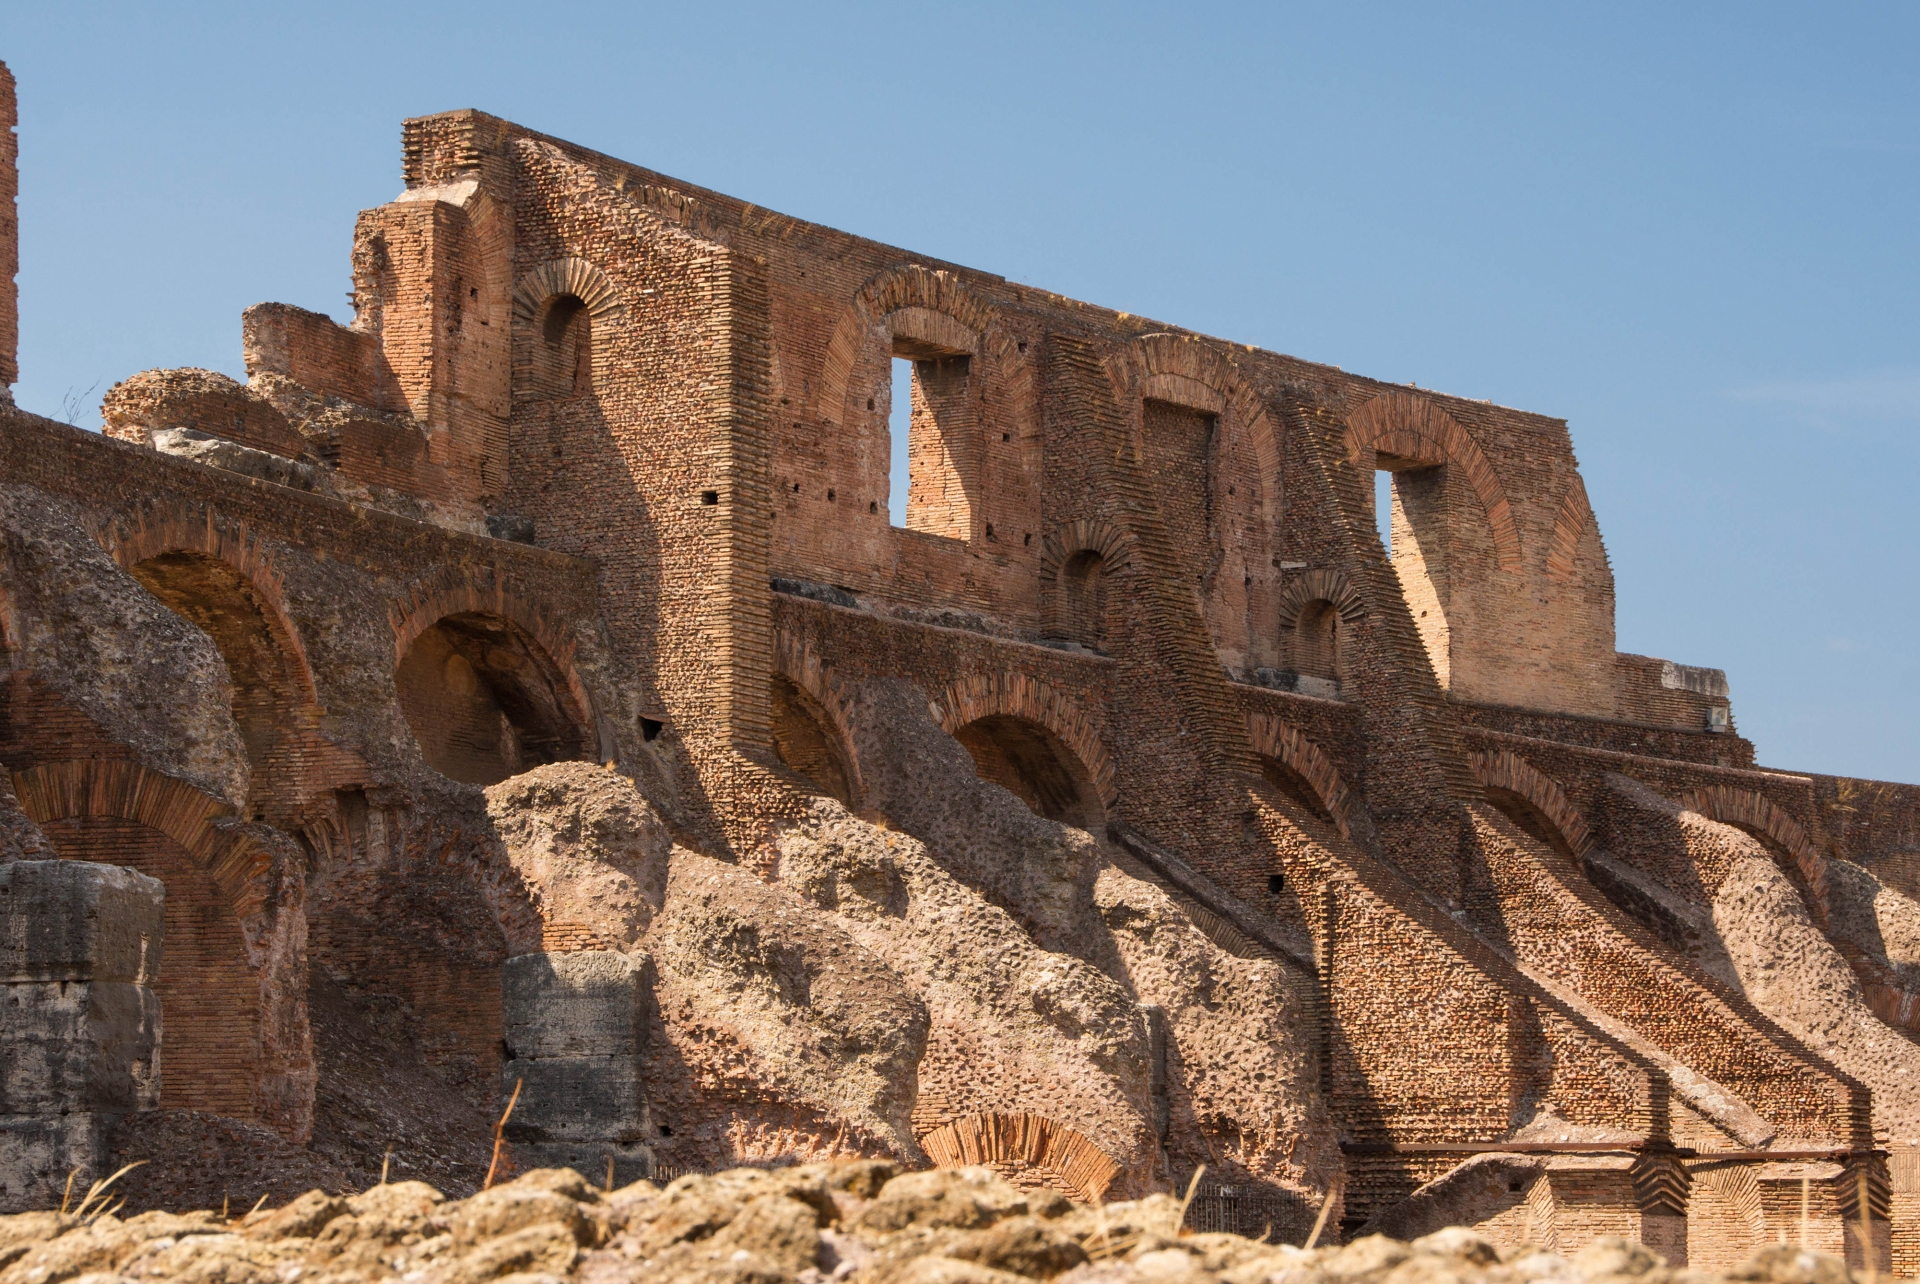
[5,4,1916,782]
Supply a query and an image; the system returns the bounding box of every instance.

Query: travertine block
[0,1113,113,1211]
[0,860,164,984]
[0,980,160,1113]
[500,1056,645,1142]
[502,949,647,1060]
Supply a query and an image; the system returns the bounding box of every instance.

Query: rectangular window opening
[888,357,913,528]
[1377,463,1452,688]
[1375,470,1393,557]
[887,349,975,540]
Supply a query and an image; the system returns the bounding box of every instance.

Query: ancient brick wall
[9,64,1920,1258]
[0,402,626,1138]
[41,817,258,1119]
[0,62,15,398]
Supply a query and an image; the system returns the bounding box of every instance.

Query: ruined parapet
[499,950,652,1185]
[0,860,164,1212]
[1,61,17,400]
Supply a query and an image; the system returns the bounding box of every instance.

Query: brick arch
[1345,391,1522,572]
[1037,518,1136,583]
[1276,568,1367,628]
[9,760,271,917]
[771,628,865,805]
[918,1110,1122,1203]
[930,673,1118,812]
[511,257,625,328]
[390,570,610,763]
[1245,712,1352,838]
[1674,784,1829,922]
[1470,749,1594,858]
[94,504,318,706]
[1122,332,1282,531]
[1545,475,1593,581]
[512,257,626,402]
[816,265,998,427]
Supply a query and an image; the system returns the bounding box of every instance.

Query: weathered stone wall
[0,860,163,1211]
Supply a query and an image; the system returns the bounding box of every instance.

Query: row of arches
[765,634,1352,839]
[1,510,609,1137]
[1468,747,1835,924]
[95,508,604,806]
[520,244,1598,709]
[519,246,1597,603]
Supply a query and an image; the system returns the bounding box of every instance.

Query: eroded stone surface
[0,1164,1875,1284]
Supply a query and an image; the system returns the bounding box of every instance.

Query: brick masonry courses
[3,62,1920,1265]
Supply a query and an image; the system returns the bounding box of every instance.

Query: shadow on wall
[952,714,1104,831]
[395,612,590,786]
[127,550,310,820]
[771,674,858,809]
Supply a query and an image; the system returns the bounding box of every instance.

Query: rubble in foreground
[0,1161,1867,1284]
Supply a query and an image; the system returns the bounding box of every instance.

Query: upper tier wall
[394,109,1622,721]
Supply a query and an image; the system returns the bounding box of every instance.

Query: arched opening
[1486,787,1578,860]
[529,293,593,399]
[1048,550,1107,650]
[919,1110,1120,1204]
[129,551,308,821]
[1258,755,1333,825]
[1292,599,1341,684]
[40,817,259,1120]
[770,674,856,807]
[394,611,590,786]
[953,714,1103,829]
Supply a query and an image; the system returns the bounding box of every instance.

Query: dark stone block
[0,861,164,984]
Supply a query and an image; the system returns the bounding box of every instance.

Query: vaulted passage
[1258,755,1333,825]
[953,714,1103,829]
[129,551,307,820]
[770,674,856,807]
[395,612,589,786]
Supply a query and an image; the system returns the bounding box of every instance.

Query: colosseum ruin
[3,59,1919,1269]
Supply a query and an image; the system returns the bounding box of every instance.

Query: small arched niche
[1050,549,1108,650]
[770,674,857,807]
[527,293,594,399]
[1291,599,1342,688]
[953,714,1103,829]
[395,611,590,785]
